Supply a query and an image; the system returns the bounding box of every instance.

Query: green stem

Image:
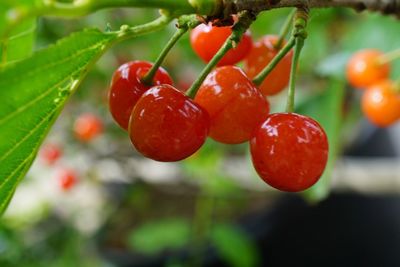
[286,37,304,113]
[1,0,217,47]
[115,15,172,41]
[186,11,255,99]
[275,9,296,49]
[252,37,295,86]
[40,0,198,17]
[142,27,188,85]
[286,8,308,113]
[186,38,234,99]
[378,48,400,65]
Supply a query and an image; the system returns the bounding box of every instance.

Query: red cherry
[190,23,252,66]
[40,143,62,165]
[58,169,77,191]
[73,113,103,142]
[346,49,390,89]
[244,35,292,96]
[129,84,210,162]
[250,113,329,192]
[109,60,173,130]
[195,66,270,144]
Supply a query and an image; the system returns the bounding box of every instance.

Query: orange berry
[361,80,400,127]
[74,113,103,142]
[346,49,390,89]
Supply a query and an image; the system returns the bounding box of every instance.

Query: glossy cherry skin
[346,49,390,89]
[40,143,62,165]
[190,23,252,66]
[244,35,293,96]
[195,66,270,144]
[362,80,400,127]
[58,169,77,191]
[250,113,329,192]
[129,84,210,162]
[109,60,173,130]
[73,113,103,142]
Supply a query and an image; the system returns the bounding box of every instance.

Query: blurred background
[1,7,400,267]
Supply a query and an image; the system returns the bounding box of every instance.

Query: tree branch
[226,0,400,18]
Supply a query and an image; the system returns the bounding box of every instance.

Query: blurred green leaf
[297,79,346,201]
[182,141,241,197]
[316,52,350,78]
[127,218,190,255]
[0,2,36,64]
[0,28,116,215]
[211,223,259,267]
[1,18,36,64]
[0,222,103,267]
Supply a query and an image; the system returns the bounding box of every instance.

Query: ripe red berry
[250,113,329,192]
[58,168,77,191]
[244,35,293,96]
[195,66,270,144]
[109,60,173,130]
[129,84,210,162]
[190,23,252,66]
[73,113,103,142]
[361,80,400,127]
[40,143,62,165]
[346,49,390,89]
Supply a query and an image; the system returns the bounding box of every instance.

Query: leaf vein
[0,67,84,126]
[0,38,109,86]
[0,108,55,165]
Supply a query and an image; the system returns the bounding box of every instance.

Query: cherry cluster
[347,49,400,127]
[108,22,329,192]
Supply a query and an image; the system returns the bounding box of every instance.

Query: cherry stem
[286,7,308,113]
[142,27,188,85]
[186,10,255,99]
[141,15,200,85]
[377,48,400,65]
[186,38,233,98]
[116,15,172,41]
[275,8,296,49]
[252,37,295,86]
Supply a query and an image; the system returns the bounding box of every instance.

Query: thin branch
[228,0,400,18]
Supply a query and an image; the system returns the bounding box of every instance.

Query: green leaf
[0,1,37,64]
[1,18,36,64]
[127,218,191,255]
[211,224,259,267]
[0,28,116,214]
[297,79,346,202]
